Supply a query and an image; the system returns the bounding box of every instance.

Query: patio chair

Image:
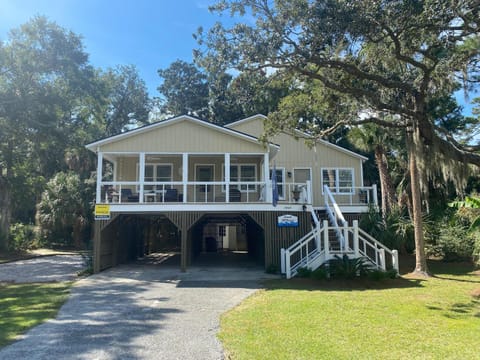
[164,188,178,202]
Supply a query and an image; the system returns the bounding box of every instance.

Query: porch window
[227,164,257,192]
[143,163,173,191]
[321,168,354,194]
[270,167,285,199]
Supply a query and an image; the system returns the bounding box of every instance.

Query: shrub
[368,268,398,281]
[311,266,329,280]
[8,223,37,251]
[328,255,371,279]
[296,267,313,278]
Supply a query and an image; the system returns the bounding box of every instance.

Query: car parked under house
[86,114,397,276]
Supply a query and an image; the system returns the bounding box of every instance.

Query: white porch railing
[99,180,313,205]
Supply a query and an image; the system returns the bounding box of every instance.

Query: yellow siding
[100,119,265,153]
[228,117,365,206]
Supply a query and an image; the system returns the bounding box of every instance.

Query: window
[270,167,285,199]
[321,168,354,194]
[227,164,257,192]
[143,164,172,191]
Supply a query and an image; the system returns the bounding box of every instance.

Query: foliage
[295,267,312,278]
[36,172,92,249]
[0,282,71,347]
[359,206,415,253]
[219,262,480,359]
[367,268,398,281]
[157,60,210,119]
[8,223,37,252]
[310,266,329,280]
[328,255,371,279]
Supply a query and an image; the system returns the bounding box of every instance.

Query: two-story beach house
[86,114,398,277]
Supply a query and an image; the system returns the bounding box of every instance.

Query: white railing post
[323,220,330,260]
[96,151,103,203]
[281,248,286,274]
[139,152,145,203]
[353,220,359,257]
[306,180,312,204]
[379,248,386,271]
[372,184,378,206]
[343,224,349,251]
[392,249,399,273]
[182,153,188,203]
[285,250,291,279]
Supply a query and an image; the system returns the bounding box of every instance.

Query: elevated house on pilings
[86,114,398,277]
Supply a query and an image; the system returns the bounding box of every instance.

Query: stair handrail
[283,227,323,279]
[357,227,399,272]
[324,185,347,249]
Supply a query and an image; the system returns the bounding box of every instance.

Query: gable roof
[85,114,279,152]
[226,114,368,161]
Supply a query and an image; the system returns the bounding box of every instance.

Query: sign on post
[95,204,111,220]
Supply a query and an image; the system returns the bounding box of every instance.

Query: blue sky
[0,0,477,115]
[0,0,228,97]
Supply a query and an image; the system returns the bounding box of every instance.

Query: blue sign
[278,214,298,227]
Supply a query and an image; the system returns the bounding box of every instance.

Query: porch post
[353,220,359,257]
[372,184,378,207]
[96,151,103,203]
[264,153,271,203]
[182,153,188,203]
[225,153,230,202]
[139,152,145,203]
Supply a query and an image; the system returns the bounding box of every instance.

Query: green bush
[8,223,37,251]
[311,266,329,280]
[296,267,312,278]
[328,255,371,279]
[368,268,398,281]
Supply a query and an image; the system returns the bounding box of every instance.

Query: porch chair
[164,188,178,202]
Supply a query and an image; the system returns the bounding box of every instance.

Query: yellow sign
[95,204,111,220]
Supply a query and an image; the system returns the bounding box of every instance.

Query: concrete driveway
[0,263,277,360]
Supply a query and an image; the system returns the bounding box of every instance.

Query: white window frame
[224,163,257,192]
[270,167,286,200]
[321,168,354,194]
[137,163,173,191]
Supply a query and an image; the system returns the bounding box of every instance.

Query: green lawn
[219,260,480,360]
[0,282,72,347]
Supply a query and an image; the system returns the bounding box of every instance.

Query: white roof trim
[86,115,279,152]
[225,114,267,128]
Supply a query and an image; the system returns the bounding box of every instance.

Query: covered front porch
[95,152,313,206]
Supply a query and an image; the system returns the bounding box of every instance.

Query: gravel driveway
[0,255,85,283]
[0,262,276,360]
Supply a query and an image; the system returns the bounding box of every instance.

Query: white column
[96,151,103,203]
[372,184,378,207]
[264,153,271,203]
[225,153,230,203]
[182,153,188,203]
[139,152,145,203]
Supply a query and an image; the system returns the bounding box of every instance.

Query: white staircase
[281,186,399,279]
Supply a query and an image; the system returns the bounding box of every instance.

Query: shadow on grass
[427,298,480,319]
[263,276,425,292]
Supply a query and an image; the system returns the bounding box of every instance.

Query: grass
[0,282,72,347]
[219,259,480,360]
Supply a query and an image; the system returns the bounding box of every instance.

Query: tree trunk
[406,126,429,276]
[0,176,12,251]
[374,146,397,217]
